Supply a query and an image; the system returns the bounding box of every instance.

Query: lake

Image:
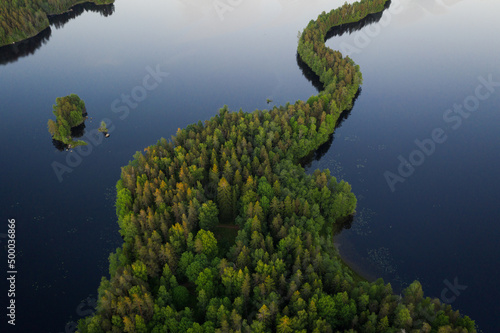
[0,0,498,332]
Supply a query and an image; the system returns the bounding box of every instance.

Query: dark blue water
[0,0,498,332]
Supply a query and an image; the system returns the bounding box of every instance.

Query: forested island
[0,0,114,46]
[77,0,476,332]
[48,94,88,148]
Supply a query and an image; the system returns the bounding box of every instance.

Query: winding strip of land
[78,0,477,331]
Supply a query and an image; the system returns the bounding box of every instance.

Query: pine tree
[194,229,218,259]
[47,119,57,136]
[199,200,219,231]
[217,177,233,223]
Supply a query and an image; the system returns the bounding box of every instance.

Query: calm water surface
[0,0,498,332]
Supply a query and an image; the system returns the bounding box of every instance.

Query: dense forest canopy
[0,0,114,46]
[76,0,476,332]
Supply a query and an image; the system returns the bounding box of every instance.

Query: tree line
[0,0,114,46]
[78,0,476,332]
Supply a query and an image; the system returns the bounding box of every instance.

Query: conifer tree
[217,177,233,223]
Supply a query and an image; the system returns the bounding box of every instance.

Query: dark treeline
[78,0,476,332]
[0,1,114,65]
[296,53,325,93]
[0,0,114,46]
[48,2,114,29]
[0,27,51,66]
[299,89,360,171]
[324,0,391,40]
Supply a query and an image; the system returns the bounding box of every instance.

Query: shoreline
[0,26,50,50]
[0,0,114,47]
[45,0,113,16]
[334,234,380,283]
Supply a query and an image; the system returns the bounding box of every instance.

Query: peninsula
[78,0,476,331]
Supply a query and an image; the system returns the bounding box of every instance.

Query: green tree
[131,260,147,281]
[99,121,108,133]
[195,268,216,299]
[377,316,389,331]
[194,229,218,259]
[394,304,412,330]
[257,304,271,325]
[116,188,133,220]
[135,315,147,333]
[47,119,57,136]
[199,200,219,231]
[58,121,70,139]
[404,280,424,304]
[257,176,273,200]
[277,315,293,333]
[217,177,233,223]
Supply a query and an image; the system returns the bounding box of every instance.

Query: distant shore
[0,0,114,47]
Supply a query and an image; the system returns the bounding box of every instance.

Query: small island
[47,94,88,148]
[98,120,110,137]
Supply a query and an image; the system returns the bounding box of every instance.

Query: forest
[0,0,114,46]
[47,94,88,147]
[77,0,476,332]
